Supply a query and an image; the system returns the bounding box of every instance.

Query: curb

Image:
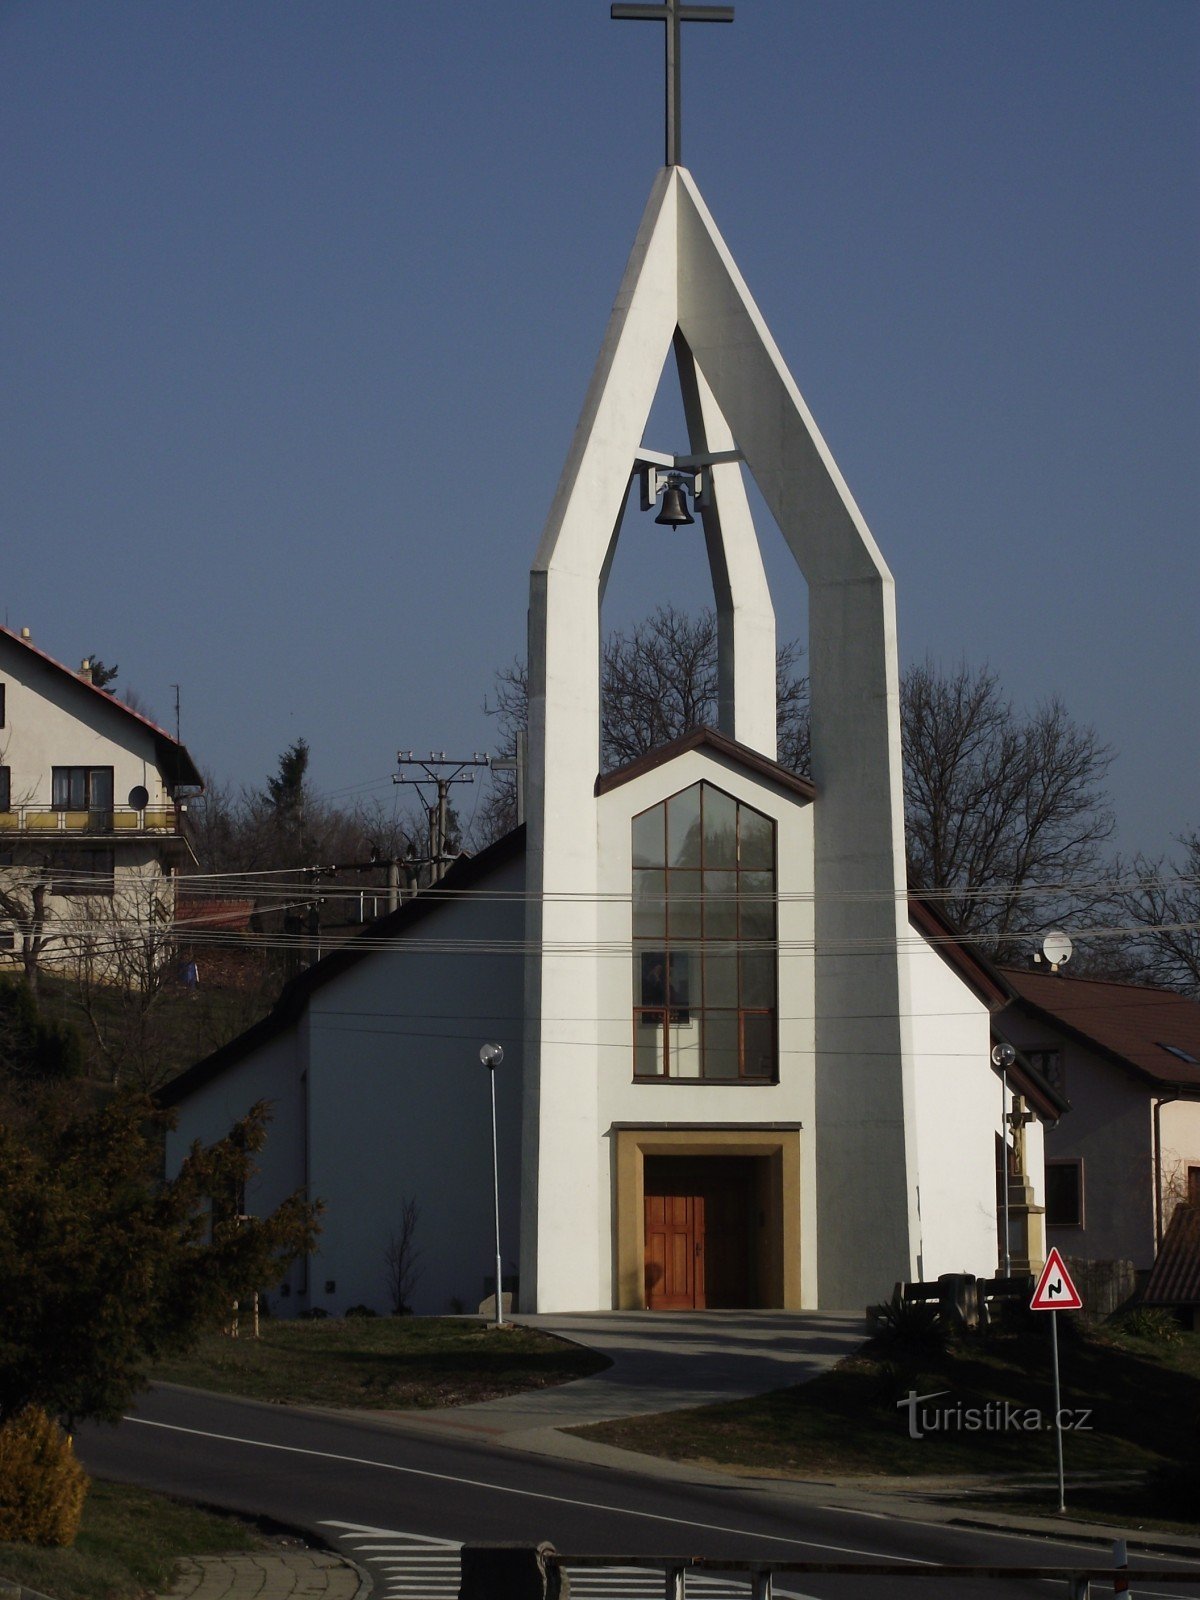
[0,1580,56,1600]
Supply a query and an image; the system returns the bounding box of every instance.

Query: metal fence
[458,1541,1200,1600]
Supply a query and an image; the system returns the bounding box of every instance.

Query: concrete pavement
[164,1552,367,1600]
[381,1309,867,1444]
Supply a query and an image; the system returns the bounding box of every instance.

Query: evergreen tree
[0,1089,319,1426]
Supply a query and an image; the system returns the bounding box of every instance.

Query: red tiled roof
[0,625,203,788]
[1000,967,1200,1091]
[174,897,256,933]
[1143,1204,1200,1306]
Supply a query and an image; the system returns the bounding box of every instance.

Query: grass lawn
[573,1319,1200,1524]
[152,1315,609,1408]
[0,1479,274,1600]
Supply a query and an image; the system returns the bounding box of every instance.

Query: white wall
[1157,1097,1200,1234]
[301,853,525,1317]
[167,853,527,1317]
[903,935,1000,1282]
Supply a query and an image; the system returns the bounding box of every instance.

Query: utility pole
[393,752,490,884]
[489,729,527,826]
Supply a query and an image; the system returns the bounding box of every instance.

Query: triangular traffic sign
[1030,1247,1083,1311]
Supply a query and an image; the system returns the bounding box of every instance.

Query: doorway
[643,1156,757,1310]
[614,1126,802,1310]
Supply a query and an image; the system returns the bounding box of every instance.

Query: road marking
[818,1506,891,1521]
[125,1416,928,1561]
[326,1521,823,1599]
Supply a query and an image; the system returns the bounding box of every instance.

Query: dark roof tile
[1000,967,1200,1091]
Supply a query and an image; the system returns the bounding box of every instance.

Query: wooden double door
[643,1156,758,1310]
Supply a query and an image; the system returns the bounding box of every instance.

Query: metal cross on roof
[611,0,735,168]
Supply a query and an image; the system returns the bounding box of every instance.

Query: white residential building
[0,625,202,978]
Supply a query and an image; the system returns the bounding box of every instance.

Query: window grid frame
[632,782,778,1084]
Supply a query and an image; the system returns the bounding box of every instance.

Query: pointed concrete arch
[521,167,919,1313]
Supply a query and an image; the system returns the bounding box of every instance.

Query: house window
[1045,1159,1084,1228]
[1027,1048,1064,1093]
[51,766,114,814]
[0,767,9,811]
[632,781,777,1082]
[49,847,115,897]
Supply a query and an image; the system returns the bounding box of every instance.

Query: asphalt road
[77,1384,1200,1600]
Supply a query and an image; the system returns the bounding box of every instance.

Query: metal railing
[0,804,180,835]
[458,1542,1200,1599]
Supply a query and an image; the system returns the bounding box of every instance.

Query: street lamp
[992,1041,1017,1277]
[479,1043,505,1328]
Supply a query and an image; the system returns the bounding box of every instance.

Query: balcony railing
[0,805,182,836]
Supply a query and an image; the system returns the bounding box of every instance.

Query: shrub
[344,1305,378,1318]
[297,1307,329,1319]
[868,1290,951,1356]
[1111,1306,1182,1344]
[0,1406,90,1546]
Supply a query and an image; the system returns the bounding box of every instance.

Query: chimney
[78,658,93,684]
[20,627,31,640]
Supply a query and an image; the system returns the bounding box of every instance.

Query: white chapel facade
[163,155,1033,1316]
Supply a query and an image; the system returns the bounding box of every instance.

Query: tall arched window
[632,781,777,1081]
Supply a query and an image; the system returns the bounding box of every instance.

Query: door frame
[614,1125,802,1310]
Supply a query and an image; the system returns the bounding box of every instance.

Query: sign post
[1030,1248,1084,1513]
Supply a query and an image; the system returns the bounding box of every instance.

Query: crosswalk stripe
[322,1520,820,1600]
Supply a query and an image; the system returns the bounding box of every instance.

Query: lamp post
[479,1043,505,1327]
[992,1041,1017,1277]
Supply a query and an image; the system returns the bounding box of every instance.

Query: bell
[654,475,695,527]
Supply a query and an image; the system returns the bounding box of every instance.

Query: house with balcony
[0,625,203,977]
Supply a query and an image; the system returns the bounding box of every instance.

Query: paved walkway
[379,1309,867,1446]
[160,1550,366,1600]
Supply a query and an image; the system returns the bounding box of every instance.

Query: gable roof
[158,826,526,1106]
[594,725,817,803]
[1000,966,1200,1093]
[1143,1203,1200,1307]
[0,625,203,788]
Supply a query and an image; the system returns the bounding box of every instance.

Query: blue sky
[2,1,1196,859]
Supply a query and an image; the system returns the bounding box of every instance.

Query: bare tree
[67,875,180,1089]
[383,1197,423,1315]
[1105,831,1200,997]
[0,860,55,997]
[481,621,1119,965]
[901,659,1115,959]
[478,604,810,844]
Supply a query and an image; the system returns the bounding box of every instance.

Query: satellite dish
[1042,930,1073,969]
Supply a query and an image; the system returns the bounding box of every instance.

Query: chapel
[163,8,1042,1315]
